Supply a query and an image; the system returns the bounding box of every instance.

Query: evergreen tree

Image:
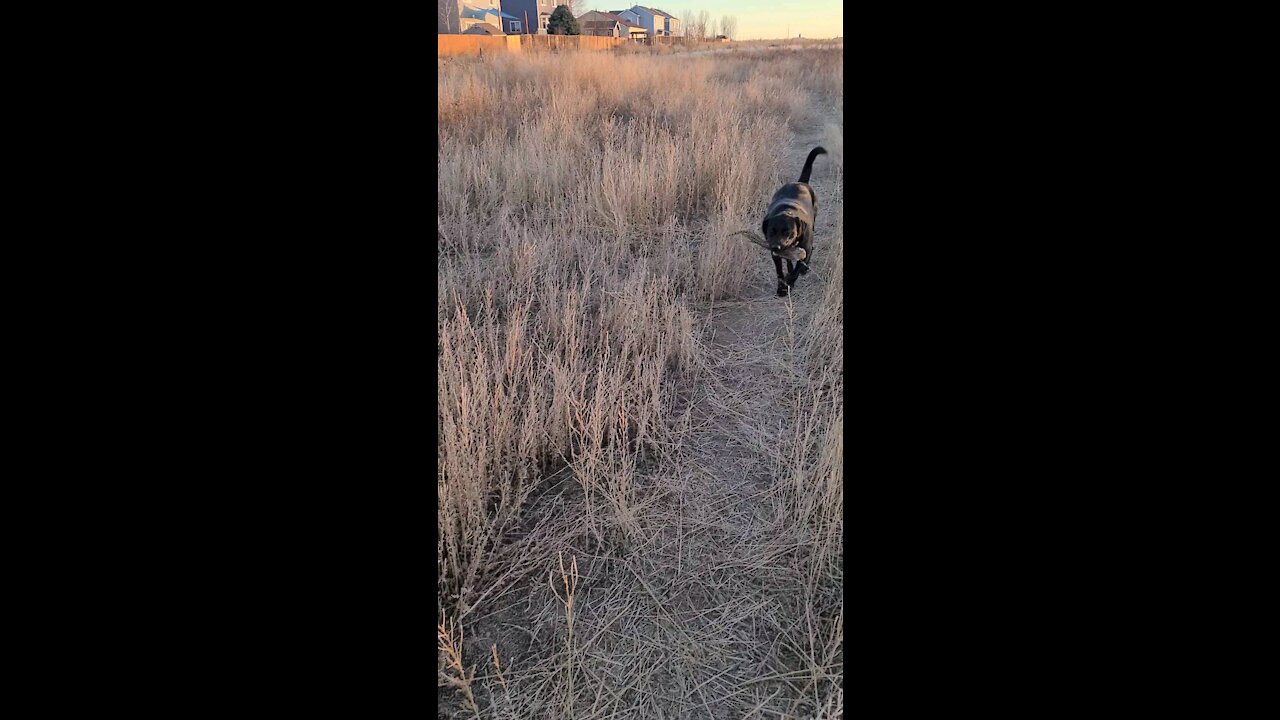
[547,5,580,35]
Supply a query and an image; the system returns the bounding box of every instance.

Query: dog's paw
[798,261,810,275]
[776,283,790,297]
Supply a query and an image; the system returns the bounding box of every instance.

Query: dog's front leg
[783,254,804,288]
[773,255,789,297]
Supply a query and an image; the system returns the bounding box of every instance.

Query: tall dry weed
[439,46,844,716]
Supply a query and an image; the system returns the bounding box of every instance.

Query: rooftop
[461,22,503,35]
[586,10,643,29]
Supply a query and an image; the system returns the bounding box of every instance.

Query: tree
[687,9,710,40]
[547,5,580,35]
[438,0,459,33]
[721,15,737,39]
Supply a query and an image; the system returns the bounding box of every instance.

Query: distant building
[439,1,517,34]
[609,6,679,37]
[578,10,647,40]
[649,7,680,37]
[499,0,557,34]
[580,17,623,37]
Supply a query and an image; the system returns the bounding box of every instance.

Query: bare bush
[721,15,738,39]
[686,9,710,40]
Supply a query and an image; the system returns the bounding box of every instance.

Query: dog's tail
[798,146,827,183]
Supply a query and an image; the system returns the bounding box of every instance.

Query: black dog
[762,147,826,297]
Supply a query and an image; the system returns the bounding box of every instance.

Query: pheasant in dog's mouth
[731,230,808,262]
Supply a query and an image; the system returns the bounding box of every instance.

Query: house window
[509,20,521,33]
[540,14,549,31]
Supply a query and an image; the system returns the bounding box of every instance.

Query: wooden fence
[437,35,522,57]
[520,35,628,52]
[437,34,629,57]
[651,36,699,46]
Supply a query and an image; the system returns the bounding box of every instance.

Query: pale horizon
[581,1,842,40]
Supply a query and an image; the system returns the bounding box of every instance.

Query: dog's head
[762,212,803,252]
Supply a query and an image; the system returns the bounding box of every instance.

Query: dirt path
[636,130,841,718]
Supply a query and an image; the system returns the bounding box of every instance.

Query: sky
[582,1,842,40]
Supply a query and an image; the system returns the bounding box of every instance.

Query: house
[612,7,656,36]
[649,7,680,37]
[579,14,623,37]
[460,5,517,33]
[499,0,557,34]
[609,8,642,27]
[614,6,678,37]
[578,11,647,39]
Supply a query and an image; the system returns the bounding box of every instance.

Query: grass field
[439,41,844,719]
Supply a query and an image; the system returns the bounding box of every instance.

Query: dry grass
[439,43,843,718]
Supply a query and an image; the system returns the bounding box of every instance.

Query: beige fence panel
[437,35,522,57]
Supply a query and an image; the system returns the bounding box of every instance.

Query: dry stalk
[437,614,480,717]
[549,551,580,719]
[545,548,581,712]
[489,643,515,718]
